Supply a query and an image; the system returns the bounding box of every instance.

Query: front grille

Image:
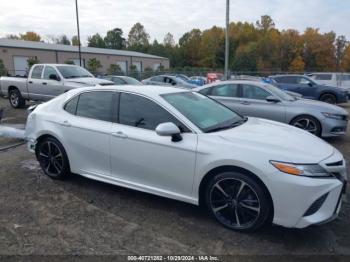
[303,193,328,217]
[326,160,343,167]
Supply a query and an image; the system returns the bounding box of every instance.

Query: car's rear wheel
[205,172,271,232]
[9,89,25,108]
[290,115,321,137]
[320,93,336,104]
[36,137,70,179]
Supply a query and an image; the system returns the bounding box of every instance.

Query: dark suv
[269,74,348,104]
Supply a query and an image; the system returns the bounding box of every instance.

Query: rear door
[295,76,318,99]
[27,65,44,101]
[61,90,114,176]
[207,83,243,113]
[239,84,286,122]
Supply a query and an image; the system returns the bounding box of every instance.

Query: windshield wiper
[205,117,248,133]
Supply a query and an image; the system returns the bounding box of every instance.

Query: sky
[0,0,349,44]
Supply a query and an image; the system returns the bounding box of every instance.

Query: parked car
[269,74,348,104]
[207,72,223,83]
[173,74,204,86]
[308,72,350,96]
[25,85,346,232]
[189,76,207,86]
[102,75,142,85]
[0,64,114,108]
[196,81,348,137]
[141,75,197,89]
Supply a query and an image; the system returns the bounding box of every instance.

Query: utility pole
[224,0,230,80]
[75,0,82,66]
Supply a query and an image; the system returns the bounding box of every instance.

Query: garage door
[116,61,127,73]
[13,56,29,76]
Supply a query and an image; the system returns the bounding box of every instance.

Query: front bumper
[321,116,348,137]
[270,150,347,228]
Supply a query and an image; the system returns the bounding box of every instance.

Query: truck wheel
[9,89,25,108]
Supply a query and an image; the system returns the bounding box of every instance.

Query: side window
[119,93,189,132]
[274,76,296,84]
[314,74,332,80]
[298,77,311,84]
[112,77,126,85]
[43,66,59,80]
[211,84,238,97]
[31,65,44,79]
[241,85,270,100]
[199,87,212,96]
[151,76,163,82]
[64,95,79,115]
[76,91,113,122]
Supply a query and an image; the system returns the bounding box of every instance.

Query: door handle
[42,82,47,85]
[240,101,250,105]
[111,131,128,139]
[28,81,33,84]
[60,120,71,127]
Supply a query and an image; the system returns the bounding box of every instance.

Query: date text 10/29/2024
[127,255,219,261]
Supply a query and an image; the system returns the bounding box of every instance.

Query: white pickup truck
[0,64,113,108]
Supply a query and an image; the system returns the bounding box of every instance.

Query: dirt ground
[0,96,349,259]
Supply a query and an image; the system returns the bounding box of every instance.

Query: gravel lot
[0,96,349,259]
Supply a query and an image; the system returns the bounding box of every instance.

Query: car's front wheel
[290,115,321,137]
[36,137,70,179]
[205,172,271,232]
[320,93,336,104]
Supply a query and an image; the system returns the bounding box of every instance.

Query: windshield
[176,74,190,81]
[263,83,296,101]
[124,77,142,85]
[56,66,93,79]
[162,92,244,132]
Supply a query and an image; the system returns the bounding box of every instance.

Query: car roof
[67,84,187,98]
[194,80,268,90]
[270,74,306,77]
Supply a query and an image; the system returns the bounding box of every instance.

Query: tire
[205,171,271,232]
[290,115,321,137]
[8,88,25,108]
[36,137,70,179]
[320,93,336,104]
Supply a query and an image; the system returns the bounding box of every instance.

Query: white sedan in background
[25,85,347,231]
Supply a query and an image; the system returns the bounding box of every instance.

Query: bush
[86,58,102,75]
[107,64,124,75]
[0,59,7,76]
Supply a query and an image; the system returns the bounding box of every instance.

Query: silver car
[196,80,348,137]
[142,75,197,89]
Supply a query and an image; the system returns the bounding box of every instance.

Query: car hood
[213,117,334,163]
[290,98,348,115]
[65,77,114,86]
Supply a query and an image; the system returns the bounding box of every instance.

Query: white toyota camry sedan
[25,85,347,232]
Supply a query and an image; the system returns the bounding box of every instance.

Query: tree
[232,42,258,72]
[6,34,19,40]
[163,32,175,47]
[179,29,202,67]
[20,31,41,41]
[288,55,305,72]
[107,64,123,75]
[129,64,139,79]
[71,36,80,46]
[0,59,8,76]
[27,57,40,69]
[341,44,350,71]
[104,28,126,49]
[256,15,275,31]
[335,35,347,71]
[86,58,102,74]
[56,35,71,45]
[127,22,150,51]
[87,33,106,48]
[199,26,225,68]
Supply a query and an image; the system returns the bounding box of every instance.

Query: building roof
[0,38,167,60]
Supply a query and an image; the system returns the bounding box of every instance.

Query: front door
[110,92,197,198]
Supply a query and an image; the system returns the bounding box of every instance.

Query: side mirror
[155,122,182,142]
[266,95,281,103]
[49,74,60,81]
[307,82,313,87]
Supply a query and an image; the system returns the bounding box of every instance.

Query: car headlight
[322,112,345,120]
[270,161,331,177]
